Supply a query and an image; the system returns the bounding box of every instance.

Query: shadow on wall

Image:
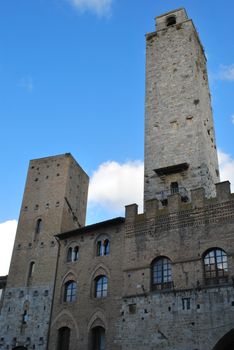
[213,329,234,350]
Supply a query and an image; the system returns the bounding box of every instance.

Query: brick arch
[213,329,234,350]
[60,270,78,303]
[87,309,107,331]
[51,309,80,338]
[90,263,110,281]
[89,263,110,298]
[61,270,78,285]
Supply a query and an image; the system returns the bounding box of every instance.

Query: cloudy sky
[0,0,234,275]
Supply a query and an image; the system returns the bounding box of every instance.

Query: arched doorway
[213,329,234,350]
[91,326,105,350]
[56,327,71,350]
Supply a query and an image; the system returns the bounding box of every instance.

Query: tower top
[155,8,188,31]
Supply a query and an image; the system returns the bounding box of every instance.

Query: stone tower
[144,8,220,205]
[0,153,89,349]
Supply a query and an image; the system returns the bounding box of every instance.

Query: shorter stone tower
[0,153,89,350]
[144,8,220,205]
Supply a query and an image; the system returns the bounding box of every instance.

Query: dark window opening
[203,248,228,285]
[22,310,28,324]
[35,219,42,234]
[92,326,105,350]
[28,262,35,280]
[166,15,176,26]
[170,182,179,194]
[57,327,70,350]
[129,304,136,314]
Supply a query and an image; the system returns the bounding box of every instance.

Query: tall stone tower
[0,153,89,349]
[144,8,220,205]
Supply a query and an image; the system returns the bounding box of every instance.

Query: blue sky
[0,0,234,274]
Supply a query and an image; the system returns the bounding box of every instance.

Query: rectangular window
[182,298,191,310]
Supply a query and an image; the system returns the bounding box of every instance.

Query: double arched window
[151,257,172,290]
[203,248,228,285]
[67,246,79,262]
[97,239,110,256]
[94,276,108,298]
[64,280,77,302]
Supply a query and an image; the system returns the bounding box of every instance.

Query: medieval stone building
[0,8,234,350]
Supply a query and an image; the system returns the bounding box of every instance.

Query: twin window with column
[97,239,110,256]
[67,246,79,262]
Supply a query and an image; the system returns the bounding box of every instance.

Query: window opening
[35,219,42,234]
[170,182,179,194]
[72,246,79,261]
[182,298,191,310]
[204,248,228,285]
[103,240,110,255]
[67,247,72,262]
[166,15,176,26]
[22,310,28,324]
[57,327,70,350]
[64,281,77,302]
[28,262,35,279]
[92,326,105,350]
[97,239,110,256]
[152,257,172,290]
[95,276,108,298]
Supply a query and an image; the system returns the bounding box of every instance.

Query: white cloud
[88,160,144,216]
[67,0,113,17]
[217,64,234,81]
[218,150,234,192]
[19,76,34,92]
[0,220,17,276]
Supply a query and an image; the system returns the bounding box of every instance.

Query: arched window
[166,15,176,27]
[97,239,110,256]
[72,246,79,261]
[57,327,70,350]
[28,262,35,278]
[95,276,108,298]
[103,240,110,256]
[203,248,228,285]
[67,247,72,262]
[35,218,42,234]
[64,281,77,302]
[27,262,35,286]
[151,257,172,290]
[67,246,79,262]
[92,326,105,350]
